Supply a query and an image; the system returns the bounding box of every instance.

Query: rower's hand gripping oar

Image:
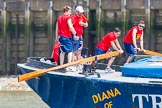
[18,51,119,82]
[144,50,162,56]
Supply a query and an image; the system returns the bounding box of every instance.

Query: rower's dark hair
[63,6,72,12]
[114,27,121,33]
[138,20,145,24]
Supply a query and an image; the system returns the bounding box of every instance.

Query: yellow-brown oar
[18,51,119,82]
[145,50,162,56]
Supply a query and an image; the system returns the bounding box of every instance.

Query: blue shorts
[95,48,107,55]
[59,36,73,53]
[73,37,83,51]
[95,48,111,62]
[124,42,137,56]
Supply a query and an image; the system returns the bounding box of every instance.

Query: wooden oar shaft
[18,60,81,82]
[18,51,119,82]
[145,50,162,56]
[18,69,47,82]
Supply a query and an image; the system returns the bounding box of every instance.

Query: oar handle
[145,50,162,56]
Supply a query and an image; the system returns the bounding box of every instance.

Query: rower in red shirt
[92,27,123,72]
[124,20,145,63]
[71,6,88,61]
[55,6,77,68]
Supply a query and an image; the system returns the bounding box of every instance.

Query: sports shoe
[105,68,115,73]
[40,58,52,64]
[124,63,128,65]
[66,66,76,72]
[76,65,83,72]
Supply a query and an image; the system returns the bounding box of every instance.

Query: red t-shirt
[51,42,60,63]
[97,32,117,51]
[57,13,72,38]
[71,14,87,36]
[124,26,143,44]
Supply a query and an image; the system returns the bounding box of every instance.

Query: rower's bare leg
[106,57,116,68]
[71,52,74,62]
[76,50,82,60]
[126,56,134,63]
[68,52,73,63]
[60,51,65,65]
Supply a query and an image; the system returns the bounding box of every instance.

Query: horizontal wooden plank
[34,51,49,57]
[11,38,25,44]
[102,0,120,10]
[151,0,162,9]
[127,0,145,9]
[34,38,49,44]
[156,37,162,43]
[10,46,25,52]
[11,51,26,58]
[53,0,73,10]
[155,43,162,52]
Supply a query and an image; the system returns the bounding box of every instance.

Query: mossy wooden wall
[0,0,162,74]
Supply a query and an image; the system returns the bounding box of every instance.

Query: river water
[0,91,49,108]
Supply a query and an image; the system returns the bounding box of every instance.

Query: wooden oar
[18,51,119,82]
[145,50,162,56]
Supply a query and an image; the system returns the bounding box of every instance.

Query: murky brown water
[0,91,49,108]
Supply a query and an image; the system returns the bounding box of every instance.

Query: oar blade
[18,69,47,82]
